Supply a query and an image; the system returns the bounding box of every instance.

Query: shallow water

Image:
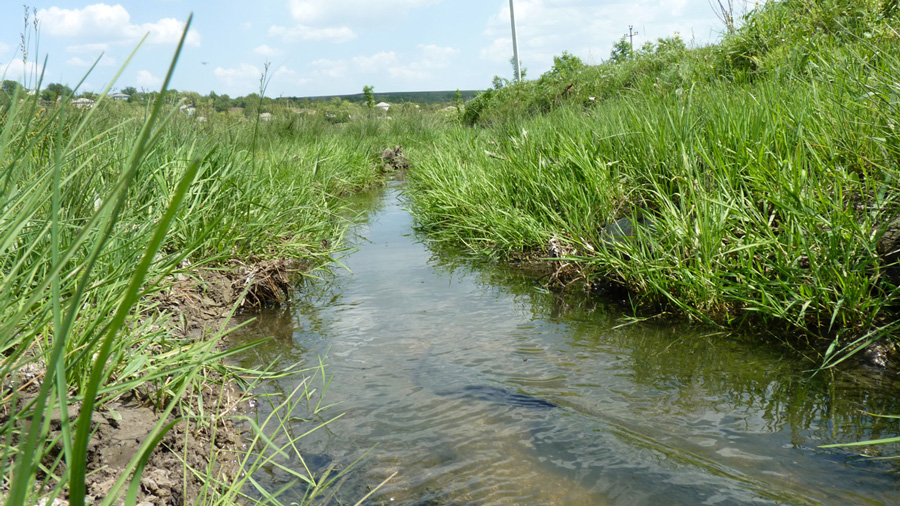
[228,181,900,506]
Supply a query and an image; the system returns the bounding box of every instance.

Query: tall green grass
[408,25,900,365]
[0,17,411,506]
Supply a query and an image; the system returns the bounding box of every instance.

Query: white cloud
[254,45,281,57]
[66,55,117,68]
[310,44,458,85]
[37,4,200,48]
[214,63,263,89]
[134,18,201,47]
[1,59,40,84]
[136,70,162,88]
[480,0,723,69]
[269,24,356,42]
[66,42,111,54]
[273,66,298,79]
[38,4,130,38]
[480,38,513,64]
[417,44,459,67]
[387,66,430,81]
[269,66,311,94]
[309,59,348,79]
[275,0,438,45]
[351,52,399,74]
[385,45,458,81]
[287,0,442,23]
[668,0,689,17]
[287,0,329,23]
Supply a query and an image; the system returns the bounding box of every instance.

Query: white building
[71,98,95,109]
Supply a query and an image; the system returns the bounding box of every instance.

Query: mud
[156,258,300,339]
[3,258,296,506]
[40,386,245,506]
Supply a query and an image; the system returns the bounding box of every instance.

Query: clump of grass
[0,15,402,506]
[407,3,900,366]
[1,19,210,506]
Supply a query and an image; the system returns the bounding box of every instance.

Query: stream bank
[2,258,303,506]
[228,180,900,506]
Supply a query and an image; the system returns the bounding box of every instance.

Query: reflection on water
[228,181,900,506]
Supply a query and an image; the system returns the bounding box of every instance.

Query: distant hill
[293,90,481,106]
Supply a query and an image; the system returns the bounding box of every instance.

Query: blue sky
[0,1,747,98]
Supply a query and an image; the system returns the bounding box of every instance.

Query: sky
[0,1,749,98]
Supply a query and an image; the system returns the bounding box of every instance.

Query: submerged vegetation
[3,0,900,503]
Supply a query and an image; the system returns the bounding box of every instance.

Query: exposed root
[155,257,301,338]
[546,235,584,287]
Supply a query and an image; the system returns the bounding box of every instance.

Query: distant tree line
[1,80,478,113]
[303,89,479,106]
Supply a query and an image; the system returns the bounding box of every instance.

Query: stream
[227,180,900,505]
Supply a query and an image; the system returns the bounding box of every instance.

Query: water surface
[229,181,900,505]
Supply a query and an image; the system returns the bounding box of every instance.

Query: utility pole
[625,25,639,54]
[509,0,521,82]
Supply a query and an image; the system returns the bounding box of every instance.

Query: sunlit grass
[0,17,409,506]
[407,32,900,367]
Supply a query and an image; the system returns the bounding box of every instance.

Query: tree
[213,93,231,112]
[509,56,527,81]
[1,80,21,97]
[454,89,463,112]
[656,33,686,55]
[41,83,72,102]
[180,91,202,106]
[543,51,584,80]
[363,85,375,108]
[609,37,632,63]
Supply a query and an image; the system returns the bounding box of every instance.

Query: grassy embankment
[407,0,900,366]
[0,25,447,505]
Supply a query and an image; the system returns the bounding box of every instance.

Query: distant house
[108,93,130,100]
[375,102,390,112]
[71,97,95,109]
[260,112,273,121]
[180,104,196,115]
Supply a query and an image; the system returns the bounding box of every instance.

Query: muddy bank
[157,257,300,339]
[2,258,300,506]
[508,234,900,375]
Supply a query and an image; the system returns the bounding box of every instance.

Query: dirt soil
[4,258,299,506]
[73,383,246,506]
[158,258,299,340]
[98,258,298,506]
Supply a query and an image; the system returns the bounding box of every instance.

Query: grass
[5,1,900,499]
[0,17,414,506]
[407,2,900,367]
